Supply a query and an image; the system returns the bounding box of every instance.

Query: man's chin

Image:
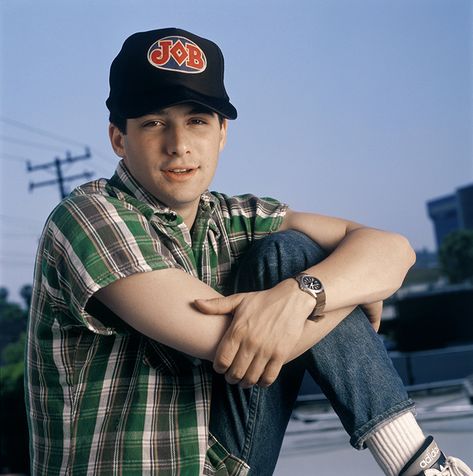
[156,194,203,215]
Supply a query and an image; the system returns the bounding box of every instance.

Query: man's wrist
[292,273,327,320]
[278,278,319,319]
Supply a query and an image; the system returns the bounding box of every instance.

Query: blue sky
[1,0,472,301]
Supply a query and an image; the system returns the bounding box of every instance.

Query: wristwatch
[293,273,326,320]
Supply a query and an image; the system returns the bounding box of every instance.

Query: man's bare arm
[96,210,415,387]
[94,267,355,369]
[94,268,229,361]
[279,209,416,309]
[194,209,415,386]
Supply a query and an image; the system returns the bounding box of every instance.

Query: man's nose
[165,125,190,157]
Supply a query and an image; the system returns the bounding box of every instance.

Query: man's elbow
[390,232,416,288]
[354,227,416,272]
[396,232,416,269]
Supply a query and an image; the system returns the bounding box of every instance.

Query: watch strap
[309,289,326,320]
[293,273,326,320]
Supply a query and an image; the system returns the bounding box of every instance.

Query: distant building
[413,248,438,269]
[427,183,473,249]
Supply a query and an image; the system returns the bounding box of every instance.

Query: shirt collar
[109,159,217,216]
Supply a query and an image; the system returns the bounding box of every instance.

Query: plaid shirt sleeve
[213,192,287,238]
[45,193,182,335]
[210,192,288,261]
[27,183,281,476]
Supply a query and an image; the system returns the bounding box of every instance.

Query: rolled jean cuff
[350,398,416,450]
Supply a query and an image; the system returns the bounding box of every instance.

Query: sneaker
[399,435,473,475]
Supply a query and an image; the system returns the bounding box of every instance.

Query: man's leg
[209,230,414,475]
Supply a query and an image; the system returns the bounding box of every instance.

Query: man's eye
[190,118,207,125]
[143,120,164,128]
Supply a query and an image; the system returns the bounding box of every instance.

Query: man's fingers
[258,359,283,388]
[361,301,383,332]
[239,354,270,389]
[215,321,265,380]
[223,348,255,385]
[194,294,243,315]
[371,317,381,332]
[213,324,243,373]
[370,301,382,332]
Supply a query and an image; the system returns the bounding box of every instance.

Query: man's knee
[248,230,326,265]
[234,230,328,292]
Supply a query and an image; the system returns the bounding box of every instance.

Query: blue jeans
[209,230,414,475]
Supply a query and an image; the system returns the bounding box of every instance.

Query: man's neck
[183,209,198,230]
[170,203,199,230]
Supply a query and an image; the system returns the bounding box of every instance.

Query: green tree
[0,287,25,324]
[3,332,26,366]
[0,286,28,365]
[0,287,31,474]
[0,288,8,301]
[20,284,33,310]
[439,229,473,284]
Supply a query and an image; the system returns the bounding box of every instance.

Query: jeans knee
[234,230,329,292]
[253,230,326,265]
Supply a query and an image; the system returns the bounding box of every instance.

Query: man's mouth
[163,167,199,181]
[167,168,194,174]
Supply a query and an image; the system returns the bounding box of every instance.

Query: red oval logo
[148,36,207,74]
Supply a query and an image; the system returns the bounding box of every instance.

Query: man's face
[109,103,227,219]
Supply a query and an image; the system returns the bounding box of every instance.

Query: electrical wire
[1,116,117,167]
[0,214,45,226]
[0,257,35,267]
[0,153,31,164]
[0,135,67,153]
[0,116,87,148]
[2,232,42,238]
[89,147,119,167]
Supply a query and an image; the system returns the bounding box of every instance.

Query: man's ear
[109,123,126,158]
[219,119,228,152]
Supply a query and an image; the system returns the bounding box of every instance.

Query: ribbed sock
[365,411,426,476]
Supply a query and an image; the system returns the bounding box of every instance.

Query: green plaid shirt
[25,160,287,475]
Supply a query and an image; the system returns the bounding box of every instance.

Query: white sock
[365,411,425,476]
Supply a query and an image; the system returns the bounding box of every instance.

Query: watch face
[302,275,322,292]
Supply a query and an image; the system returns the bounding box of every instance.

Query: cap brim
[107,86,237,120]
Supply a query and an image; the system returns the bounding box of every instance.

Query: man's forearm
[287,227,415,313]
[286,304,357,362]
[94,268,233,362]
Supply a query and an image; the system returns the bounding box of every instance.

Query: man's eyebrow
[146,106,216,117]
[187,106,216,116]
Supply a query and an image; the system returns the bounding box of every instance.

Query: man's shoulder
[210,191,286,218]
[211,191,274,210]
[47,180,118,224]
[43,178,148,243]
[72,177,111,197]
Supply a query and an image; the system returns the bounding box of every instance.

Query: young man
[25,28,472,475]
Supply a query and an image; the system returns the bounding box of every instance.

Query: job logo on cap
[148,36,207,74]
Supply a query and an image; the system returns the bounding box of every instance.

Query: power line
[0,116,87,148]
[0,135,67,153]
[88,146,119,168]
[0,116,117,166]
[0,145,113,180]
[0,257,36,267]
[0,153,32,164]
[28,148,94,199]
[1,116,119,171]
[0,245,37,258]
[87,151,116,175]
[0,117,118,181]
[0,214,45,226]
[2,232,42,238]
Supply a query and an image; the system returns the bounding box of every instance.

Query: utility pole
[27,147,93,199]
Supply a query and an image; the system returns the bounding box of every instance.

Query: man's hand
[360,301,383,332]
[194,279,314,388]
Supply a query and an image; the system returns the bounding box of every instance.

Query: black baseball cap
[106,27,237,120]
